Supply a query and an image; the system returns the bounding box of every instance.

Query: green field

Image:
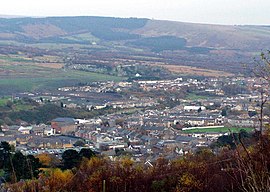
[0,97,11,106]
[0,97,36,111]
[182,127,254,133]
[0,69,124,95]
[185,93,215,100]
[0,50,125,96]
[0,55,33,63]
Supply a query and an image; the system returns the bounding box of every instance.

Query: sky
[1,0,270,25]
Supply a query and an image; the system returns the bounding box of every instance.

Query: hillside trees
[0,99,122,125]
[36,153,60,168]
[11,152,41,181]
[7,132,270,192]
[62,148,95,170]
[3,151,237,192]
[0,142,41,183]
[223,134,270,192]
[62,149,81,170]
[79,148,95,159]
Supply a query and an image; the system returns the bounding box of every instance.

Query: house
[18,126,32,134]
[51,117,78,134]
[16,134,32,145]
[175,135,196,144]
[95,104,107,110]
[227,118,259,127]
[187,119,205,126]
[32,124,55,136]
[0,137,16,146]
[27,135,80,149]
[44,127,55,136]
[184,106,206,112]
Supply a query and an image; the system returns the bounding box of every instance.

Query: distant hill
[133,20,270,51]
[0,16,148,41]
[0,16,269,74]
[0,16,269,50]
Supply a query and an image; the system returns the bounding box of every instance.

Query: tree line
[2,129,270,192]
[0,141,95,184]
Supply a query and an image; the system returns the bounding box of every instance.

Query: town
[0,75,268,163]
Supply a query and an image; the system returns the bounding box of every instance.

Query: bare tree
[254,51,270,83]
[253,51,270,134]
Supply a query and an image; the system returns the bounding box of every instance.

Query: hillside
[0,16,269,94]
[133,20,270,51]
[0,16,148,41]
[0,16,269,51]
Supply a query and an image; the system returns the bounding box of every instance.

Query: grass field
[0,54,35,62]
[0,51,124,95]
[0,97,11,106]
[0,69,124,95]
[185,93,215,100]
[182,127,254,133]
[0,97,36,111]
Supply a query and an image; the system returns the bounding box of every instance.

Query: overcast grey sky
[1,0,270,25]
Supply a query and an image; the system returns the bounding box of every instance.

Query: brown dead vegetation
[22,24,67,39]
[149,63,234,77]
[36,63,64,69]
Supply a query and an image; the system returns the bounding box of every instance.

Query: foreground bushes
[4,135,270,192]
